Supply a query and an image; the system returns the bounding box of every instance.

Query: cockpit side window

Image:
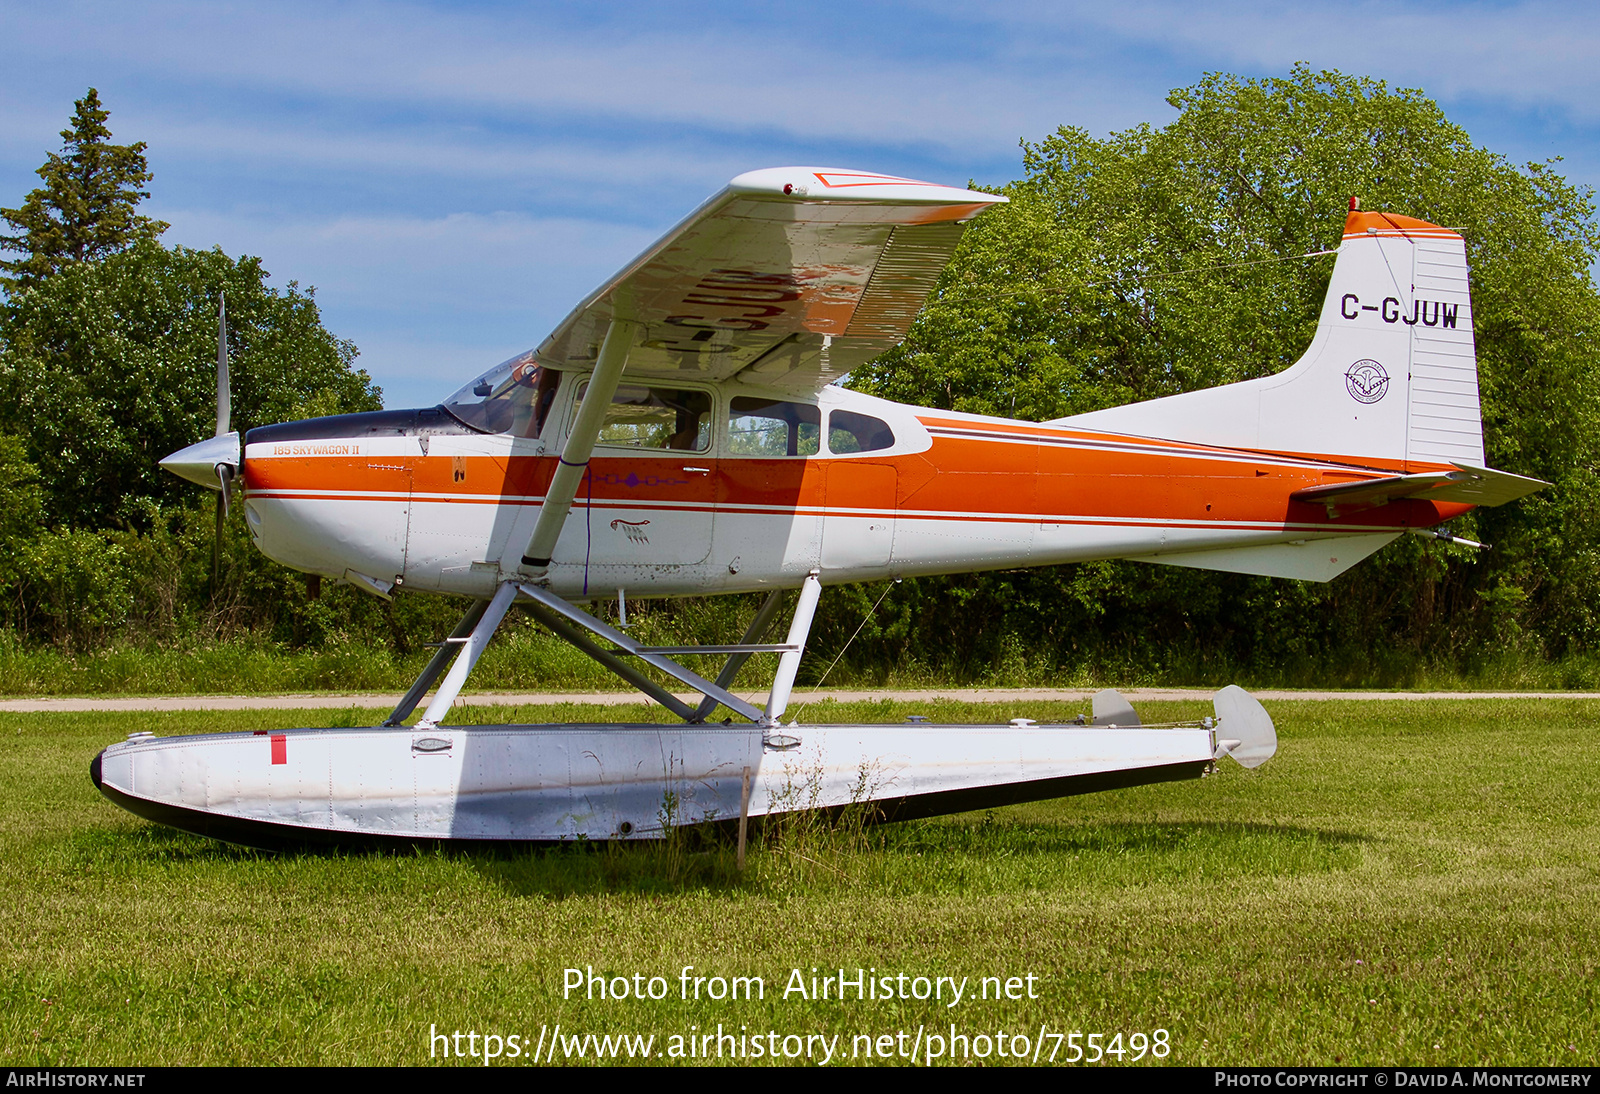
[525,365,562,438]
[441,353,562,438]
[585,384,712,451]
[827,410,895,454]
[728,397,820,457]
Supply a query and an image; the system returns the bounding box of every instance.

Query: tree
[0,88,168,289]
[0,435,44,594]
[846,66,1600,677]
[0,241,383,529]
[0,92,388,649]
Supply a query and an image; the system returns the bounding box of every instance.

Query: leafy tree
[0,89,168,289]
[0,436,44,595]
[0,241,382,529]
[848,66,1600,676]
[0,434,135,649]
[0,91,391,650]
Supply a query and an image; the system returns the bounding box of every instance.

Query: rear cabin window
[585,384,712,451]
[827,410,895,454]
[728,397,820,457]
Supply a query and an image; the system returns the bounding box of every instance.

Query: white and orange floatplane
[95,168,1543,847]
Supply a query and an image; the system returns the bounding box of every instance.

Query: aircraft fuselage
[242,383,1466,601]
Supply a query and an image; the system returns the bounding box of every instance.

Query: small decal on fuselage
[272,442,358,456]
[611,518,651,544]
[1345,360,1390,404]
[594,472,688,489]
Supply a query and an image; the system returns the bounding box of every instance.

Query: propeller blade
[213,488,224,584]
[213,463,234,584]
[216,292,230,438]
[216,463,233,519]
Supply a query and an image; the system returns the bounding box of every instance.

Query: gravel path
[3,687,1594,713]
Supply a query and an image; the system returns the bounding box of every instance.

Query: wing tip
[728,166,1007,207]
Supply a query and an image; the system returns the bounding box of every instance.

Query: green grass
[11,623,1600,696]
[2,699,1598,1065]
[0,625,628,697]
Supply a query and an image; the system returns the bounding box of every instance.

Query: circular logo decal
[1345,359,1389,404]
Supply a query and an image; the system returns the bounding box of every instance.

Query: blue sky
[2,1,1596,409]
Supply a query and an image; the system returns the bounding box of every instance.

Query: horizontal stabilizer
[1428,464,1548,506]
[1290,470,1459,507]
[1292,463,1547,510]
[1128,532,1400,582]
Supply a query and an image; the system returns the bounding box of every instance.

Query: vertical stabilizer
[1052,210,1484,470]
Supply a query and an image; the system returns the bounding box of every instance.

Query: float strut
[516,583,766,722]
[764,570,822,726]
[523,600,697,720]
[415,581,519,729]
[691,588,787,723]
[383,597,489,726]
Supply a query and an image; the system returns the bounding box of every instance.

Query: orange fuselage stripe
[245,429,1469,531]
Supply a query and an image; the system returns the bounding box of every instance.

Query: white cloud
[9,1,1600,168]
[964,1,1600,122]
[161,208,653,308]
[139,116,742,199]
[0,1,1159,156]
[154,207,660,407]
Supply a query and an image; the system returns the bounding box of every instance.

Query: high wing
[514,167,1005,572]
[534,167,1006,394]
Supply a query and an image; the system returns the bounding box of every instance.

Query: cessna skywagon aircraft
[96,167,1543,847]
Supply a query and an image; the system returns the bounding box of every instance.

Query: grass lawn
[2,698,1597,1066]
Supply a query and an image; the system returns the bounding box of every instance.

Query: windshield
[441,351,562,437]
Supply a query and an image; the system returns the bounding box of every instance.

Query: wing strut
[765,571,823,723]
[518,318,638,572]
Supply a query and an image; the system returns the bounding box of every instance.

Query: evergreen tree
[0,88,169,289]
